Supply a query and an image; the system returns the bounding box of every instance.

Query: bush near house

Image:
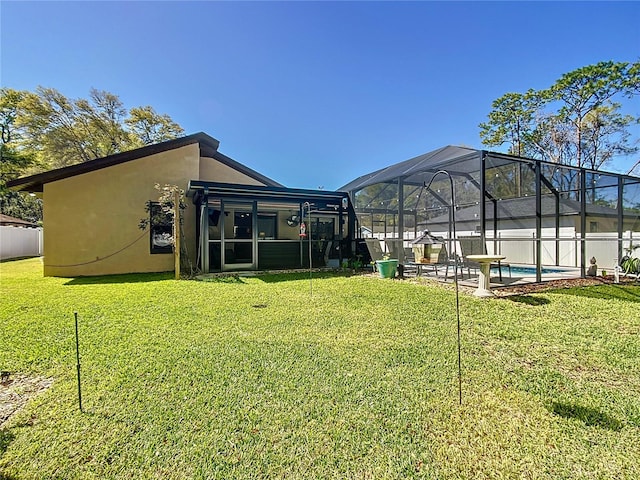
[1,258,639,479]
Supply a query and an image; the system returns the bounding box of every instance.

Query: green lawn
[1,257,639,479]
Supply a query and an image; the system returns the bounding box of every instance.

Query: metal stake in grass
[423,170,462,405]
[74,312,83,412]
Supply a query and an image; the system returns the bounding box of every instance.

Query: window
[149,202,173,254]
[589,221,599,233]
[257,213,277,239]
[311,217,335,241]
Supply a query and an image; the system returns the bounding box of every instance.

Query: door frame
[221,200,257,271]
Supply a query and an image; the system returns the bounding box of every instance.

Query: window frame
[149,201,173,254]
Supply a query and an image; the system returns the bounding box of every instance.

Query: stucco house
[7,132,355,276]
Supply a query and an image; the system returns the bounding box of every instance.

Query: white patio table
[466,254,506,297]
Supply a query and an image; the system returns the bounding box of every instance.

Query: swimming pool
[490,265,569,276]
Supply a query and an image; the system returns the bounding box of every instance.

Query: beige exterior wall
[276,212,300,240]
[199,157,265,185]
[43,144,267,276]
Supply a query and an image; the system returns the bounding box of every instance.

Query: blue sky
[2,1,639,189]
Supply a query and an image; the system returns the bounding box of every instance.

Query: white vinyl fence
[377,228,639,270]
[0,226,43,260]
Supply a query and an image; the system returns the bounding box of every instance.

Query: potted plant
[621,257,640,275]
[375,254,398,279]
[620,243,640,276]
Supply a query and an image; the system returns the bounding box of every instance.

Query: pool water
[490,265,567,276]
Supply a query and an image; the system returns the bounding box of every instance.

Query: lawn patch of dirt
[0,373,53,427]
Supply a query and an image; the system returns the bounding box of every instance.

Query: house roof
[0,213,39,227]
[6,132,283,192]
[187,180,350,207]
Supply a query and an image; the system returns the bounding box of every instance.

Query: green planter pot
[376,259,398,279]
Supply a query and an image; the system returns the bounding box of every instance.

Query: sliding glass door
[223,202,255,270]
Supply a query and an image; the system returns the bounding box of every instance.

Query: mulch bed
[397,271,638,297]
[492,275,638,297]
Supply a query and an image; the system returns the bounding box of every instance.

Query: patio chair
[438,243,468,281]
[458,236,511,281]
[384,239,417,276]
[364,238,386,270]
[384,239,407,262]
[409,243,464,280]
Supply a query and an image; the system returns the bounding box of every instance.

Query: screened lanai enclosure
[187,182,355,273]
[341,146,640,282]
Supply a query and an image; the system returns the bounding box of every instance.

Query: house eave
[6,132,226,193]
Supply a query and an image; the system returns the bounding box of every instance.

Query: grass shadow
[503,295,551,306]
[549,401,623,431]
[255,270,345,283]
[64,272,174,286]
[0,256,40,264]
[548,283,640,303]
[196,275,247,284]
[0,428,15,456]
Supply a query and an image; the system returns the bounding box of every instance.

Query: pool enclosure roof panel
[340,146,640,193]
[339,145,479,192]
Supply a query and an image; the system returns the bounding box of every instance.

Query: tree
[528,112,576,165]
[14,87,184,170]
[479,89,544,157]
[550,61,633,169]
[126,106,184,147]
[580,104,636,171]
[0,88,42,222]
[623,60,640,96]
[1,87,184,221]
[480,61,639,172]
[18,87,131,169]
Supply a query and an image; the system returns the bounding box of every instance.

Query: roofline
[187,180,349,202]
[340,146,640,192]
[0,213,39,227]
[338,145,480,192]
[6,132,283,192]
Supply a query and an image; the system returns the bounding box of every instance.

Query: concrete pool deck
[409,263,584,288]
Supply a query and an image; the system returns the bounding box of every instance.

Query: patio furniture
[385,239,409,263]
[458,236,511,281]
[406,231,444,277]
[364,238,388,273]
[466,254,506,297]
[409,243,464,281]
[386,238,428,277]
